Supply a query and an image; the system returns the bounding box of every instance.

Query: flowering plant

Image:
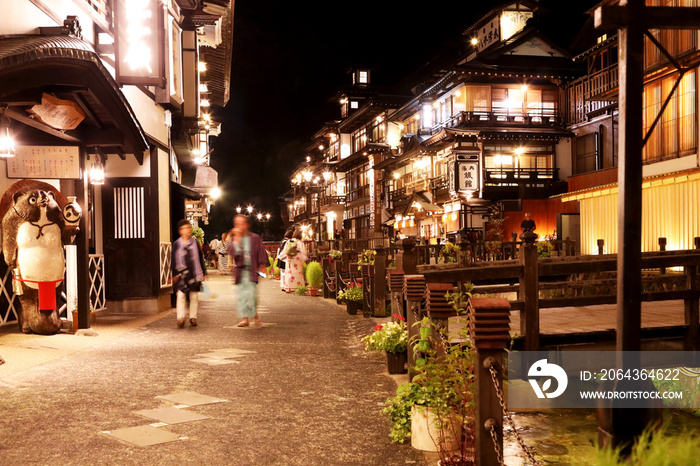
[192,227,205,245]
[328,249,343,260]
[538,233,555,258]
[362,315,408,354]
[357,249,376,271]
[438,242,460,263]
[337,283,363,303]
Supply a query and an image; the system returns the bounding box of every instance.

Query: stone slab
[134,407,210,424]
[102,425,182,447]
[189,358,240,366]
[156,391,227,406]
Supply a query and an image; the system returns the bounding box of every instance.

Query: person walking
[284,228,308,293]
[218,232,229,274]
[171,219,207,328]
[209,234,220,269]
[229,215,269,327]
[276,228,294,292]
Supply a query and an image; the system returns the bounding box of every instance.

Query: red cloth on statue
[38,281,58,310]
[13,278,62,310]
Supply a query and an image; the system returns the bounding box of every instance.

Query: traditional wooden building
[0,0,231,328]
[561,0,699,255]
[378,1,583,243]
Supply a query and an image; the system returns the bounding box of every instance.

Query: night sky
[207,0,597,239]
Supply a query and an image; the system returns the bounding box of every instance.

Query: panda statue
[0,181,78,335]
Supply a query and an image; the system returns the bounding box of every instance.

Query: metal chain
[487,363,543,466]
[489,422,504,465]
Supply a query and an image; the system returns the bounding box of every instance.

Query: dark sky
[207,0,595,238]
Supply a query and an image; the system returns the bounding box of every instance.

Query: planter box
[411,406,461,452]
[308,288,318,297]
[386,351,407,374]
[346,301,361,315]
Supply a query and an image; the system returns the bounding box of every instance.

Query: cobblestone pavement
[0,273,427,466]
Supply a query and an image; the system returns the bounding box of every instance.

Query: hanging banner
[456,160,480,193]
[114,0,165,86]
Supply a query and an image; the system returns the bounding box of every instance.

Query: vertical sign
[114,0,165,86]
[368,155,377,230]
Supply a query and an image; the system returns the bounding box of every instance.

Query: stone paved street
[0,273,426,466]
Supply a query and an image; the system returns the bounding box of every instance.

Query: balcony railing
[483,168,559,185]
[346,185,370,203]
[320,195,345,208]
[442,110,562,131]
[567,65,619,124]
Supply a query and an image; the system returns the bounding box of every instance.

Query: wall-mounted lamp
[90,154,105,185]
[303,171,312,182]
[322,171,332,182]
[0,106,15,158]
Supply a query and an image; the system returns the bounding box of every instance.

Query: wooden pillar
[598,239,605,255]
[322,256,333,299]
[396,238,417,274]
[404,274,425,375]
[373,247,387,317]
[388,270,405,318]
[470,297,511,466]
[685,238,700,350]
[519,232,539,351]
[658,237,667,274]
[361,263,371,317]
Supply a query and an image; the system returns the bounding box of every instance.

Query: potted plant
[438,242,460,263]
[305,260,323,296]
[273,266,281,280]
[357,248,376,271]
[295,283,308,295]
[361,314,408,374]
[337,283,362,314]
[382,287,475,465]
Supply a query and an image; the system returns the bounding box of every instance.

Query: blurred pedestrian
[218,232,229,274]
[284,228,308,293]
[276,228,294,292]
[209,234,220,269]
[229,215,268,327]
[171,220,207,328]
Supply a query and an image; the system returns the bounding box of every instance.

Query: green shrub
[295,284,308,295]
[305,261,323,289]
[596,425,700,465]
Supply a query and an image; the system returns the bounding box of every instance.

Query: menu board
[7,146,80,179]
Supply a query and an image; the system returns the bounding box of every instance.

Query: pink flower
[393,314,405,321]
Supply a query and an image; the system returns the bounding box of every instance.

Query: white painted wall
[105,150,150,178]
[158,148,171,242]
[1,0,95,42]
[643,154,698,177]
[121,87,168,147]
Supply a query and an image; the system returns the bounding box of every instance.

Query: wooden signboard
[7,146,80,179]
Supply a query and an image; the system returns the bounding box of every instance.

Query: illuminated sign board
[476,10,533,53]
[114,0,165,86]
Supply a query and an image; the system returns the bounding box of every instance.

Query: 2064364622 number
[581,368,681,381]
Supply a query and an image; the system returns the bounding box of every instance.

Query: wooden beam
[5,108,82,143]
[596,5,700,29]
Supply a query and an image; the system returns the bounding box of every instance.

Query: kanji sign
[455,161,480,193]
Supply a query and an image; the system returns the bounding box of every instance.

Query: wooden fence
[319,236,700,465]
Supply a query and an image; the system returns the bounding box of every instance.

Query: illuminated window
[350,101,359,109]
[358,71,368,83]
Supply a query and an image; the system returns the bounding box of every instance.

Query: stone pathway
[0,273,426,465]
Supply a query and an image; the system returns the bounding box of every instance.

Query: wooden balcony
[567,65,619,124]
[483,168,567,200]
[442,110,562,130]
[346,185,370,203]
[320,195,345,208]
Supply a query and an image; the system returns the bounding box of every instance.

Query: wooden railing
[443,110,562,130]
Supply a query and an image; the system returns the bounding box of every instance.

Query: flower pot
[308,288,318,297]
[385,351,407,374]
[346,301,360,315]
[411,406,461,452]
[275,275,280,280]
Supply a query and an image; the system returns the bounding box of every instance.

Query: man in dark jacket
[171,219,207,328]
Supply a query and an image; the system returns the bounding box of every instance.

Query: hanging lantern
[0,111,15,158]
[90,160,105,185]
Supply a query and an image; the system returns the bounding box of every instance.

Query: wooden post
[686,237,700,350]
[658,237,667,274]
[470,297,511,466]
[322,256,333,299]
[598,239,605,255]
[388,270,405,318]
[396,238,417,275]
[373,247,387,317]
[404,275,426,375]
[519,232,539,351]
[361,263,372,317]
